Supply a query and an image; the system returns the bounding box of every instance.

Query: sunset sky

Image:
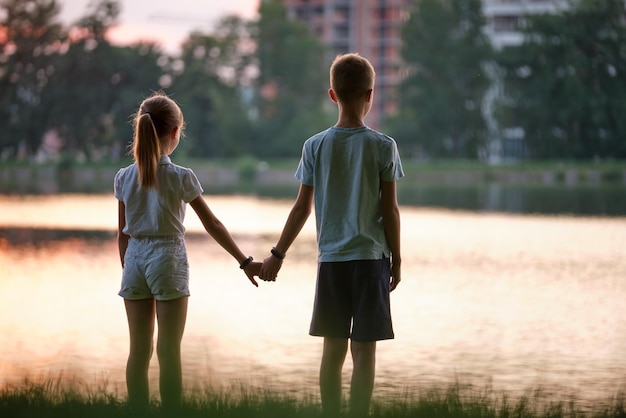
[57,0,260,53]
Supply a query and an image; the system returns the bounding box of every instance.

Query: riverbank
[1,158,625,195]
[1,378,624,418]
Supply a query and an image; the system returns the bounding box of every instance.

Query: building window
[493,15,521,32]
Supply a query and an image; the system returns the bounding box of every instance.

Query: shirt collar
[159,155,172,165]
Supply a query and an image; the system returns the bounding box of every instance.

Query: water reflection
[1,195,625,409]
[397,183,626,216]
[0,227,114,246]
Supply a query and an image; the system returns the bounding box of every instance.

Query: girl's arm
[380,180,401,291]
[189,195,259,287]
[118,200,130,268]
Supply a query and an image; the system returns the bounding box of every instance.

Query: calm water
[1,194,625,408]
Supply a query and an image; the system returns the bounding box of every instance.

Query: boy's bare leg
[320,337,349,415]
[349,341,376,417]
[156,297,188,410]
[124,298,156,409]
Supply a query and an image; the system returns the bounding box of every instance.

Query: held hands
[240,248,284,285]
[259,254,282,282]
[241,259,279,285]
[259,246,285,282]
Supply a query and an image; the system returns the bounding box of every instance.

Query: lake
[0,194,625,409]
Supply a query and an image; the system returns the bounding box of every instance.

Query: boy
[259,53,403,416]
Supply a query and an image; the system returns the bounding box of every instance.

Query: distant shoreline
[1,159,625,195]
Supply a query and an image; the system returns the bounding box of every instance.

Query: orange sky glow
[57,0,260,53]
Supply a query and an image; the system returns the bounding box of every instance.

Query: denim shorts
[309,257,394,342]
[119,236,190,301]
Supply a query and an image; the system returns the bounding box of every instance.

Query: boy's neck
[335,118,365,129]
[335,107,367,129]
[334,98,370,128]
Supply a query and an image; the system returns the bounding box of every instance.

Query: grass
[1,378,625,418]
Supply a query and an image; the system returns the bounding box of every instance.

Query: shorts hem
[118,291,190,301]
[119,294,153,301]
[308,332,394,342]
[154,292,190,301]
[351,334,395,342]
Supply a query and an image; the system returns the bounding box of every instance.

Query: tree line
[1,0,624,163]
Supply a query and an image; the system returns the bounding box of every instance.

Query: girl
[114,92,260,410]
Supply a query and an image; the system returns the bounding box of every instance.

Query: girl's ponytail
[134,113,161,188]
[131,92,184,189]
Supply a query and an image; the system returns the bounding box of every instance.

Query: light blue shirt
[114,155,203,238]
[296,126,404,262]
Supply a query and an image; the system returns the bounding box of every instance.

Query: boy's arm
[189,195,259,287]
[260,183,314,281]
[380,180,401,291]
[118,200,130,268]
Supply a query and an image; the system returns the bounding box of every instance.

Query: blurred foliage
[168,17,256,158]
[0,0,65,158]
[385,0,493,159]
[497,0,626,159]
[0,0,625,163]
[251,0,333,158]
[0,0,164,162]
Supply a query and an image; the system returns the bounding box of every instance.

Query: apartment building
[482,0,571,49]
[282,0,409,129]
[279,0,572,130]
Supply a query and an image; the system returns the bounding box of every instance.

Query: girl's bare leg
[124,298,156,409]
[156,296,188,409]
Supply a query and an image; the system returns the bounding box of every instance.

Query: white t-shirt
[114,155,203,238]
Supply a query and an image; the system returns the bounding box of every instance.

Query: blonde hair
[329,53,376,104]
[132,92,184,189]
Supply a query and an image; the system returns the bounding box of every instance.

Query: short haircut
[329,53,376,104]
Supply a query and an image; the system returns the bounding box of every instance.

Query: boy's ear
[328,89,339,103]
[365,88,373,103]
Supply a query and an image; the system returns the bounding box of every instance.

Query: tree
[498,0,626,159]
[168,16,256,158]
[386,0,493,159]
[44,0,167,162]
[0,0,65,159]
[251,0,331,158]
[46,0,124,160]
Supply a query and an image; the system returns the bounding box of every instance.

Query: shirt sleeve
[181,169,204,203]
[114,168,124,200]
[295,140,315,186]
[380,138,404,182]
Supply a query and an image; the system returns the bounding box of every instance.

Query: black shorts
[309,257,394,342]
